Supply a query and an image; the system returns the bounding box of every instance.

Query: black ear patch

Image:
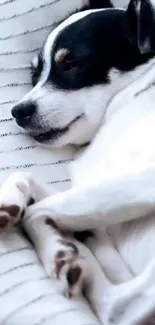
[126,0,155,54]
[89,0,113,9]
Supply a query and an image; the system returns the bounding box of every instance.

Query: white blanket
[0,0,128,324]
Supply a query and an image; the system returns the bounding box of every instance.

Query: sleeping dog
[1,0,155,323]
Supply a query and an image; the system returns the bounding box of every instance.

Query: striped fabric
[0,0,78,190]
[0,228,101,325]
[112,0,129,7]
[0,1,97,324]
[0,0,128,324]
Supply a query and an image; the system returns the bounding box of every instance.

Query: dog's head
[11,0,155,147]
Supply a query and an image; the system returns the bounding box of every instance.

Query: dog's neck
[87,56,155,127]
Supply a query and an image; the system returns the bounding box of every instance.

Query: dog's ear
[125,0,155,54]
[89,0,113,9]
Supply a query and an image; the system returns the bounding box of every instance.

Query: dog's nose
[11,102,36,119]
[11,102,37,127]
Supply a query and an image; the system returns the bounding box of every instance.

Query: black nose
[11,102,37,127]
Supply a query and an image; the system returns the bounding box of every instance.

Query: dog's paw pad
[53,240,88,298]
[0,204,21,232]
[0,204,20,217]
[0,213,9,229]
[67,266,82,286]
[66,265,82,298]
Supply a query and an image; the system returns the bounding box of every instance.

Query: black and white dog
[1,0,155,323]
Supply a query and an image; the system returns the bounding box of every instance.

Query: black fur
[89,0,113,9]
[47,9,152,91]
[12,0,155,129]
[31,0,114,88]
[31,1,155,93]
[86,0,113,10]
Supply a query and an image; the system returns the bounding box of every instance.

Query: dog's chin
[27,115,84,145]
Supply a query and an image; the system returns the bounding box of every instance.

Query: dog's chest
[71,80,155,186]
[70,67,155,279]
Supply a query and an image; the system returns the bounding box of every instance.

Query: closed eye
[64,58,82,71]
[64,56,91,72]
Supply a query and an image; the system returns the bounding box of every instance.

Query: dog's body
[1,0,155,324]
[72,56,155,276]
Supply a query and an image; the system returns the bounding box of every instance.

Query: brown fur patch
[0,216,8,228]
[59,239,79,255]
[56,250,66,259]
[56,260,66,278]
[0,205,20,218]
[65,242,79,255]
[45,217,58,229]
[55,48,70,64]
[67,266,82,287]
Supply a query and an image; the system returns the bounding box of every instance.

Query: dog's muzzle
[11,101,69,143]
[12,102,84,143]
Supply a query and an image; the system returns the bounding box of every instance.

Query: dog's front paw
[0,172,34,233]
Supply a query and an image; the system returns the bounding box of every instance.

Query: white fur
[3,2,155,324]
[18,52,155,323]
[0,173,89,298]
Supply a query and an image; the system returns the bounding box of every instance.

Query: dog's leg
[23,213,90,298]
[0,172,89,297]
[2,171,155,320]
[25,167,155,231]
[102,257,155,324]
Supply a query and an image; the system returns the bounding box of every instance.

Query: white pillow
[0,1,100,324]
[0,0,77,189]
